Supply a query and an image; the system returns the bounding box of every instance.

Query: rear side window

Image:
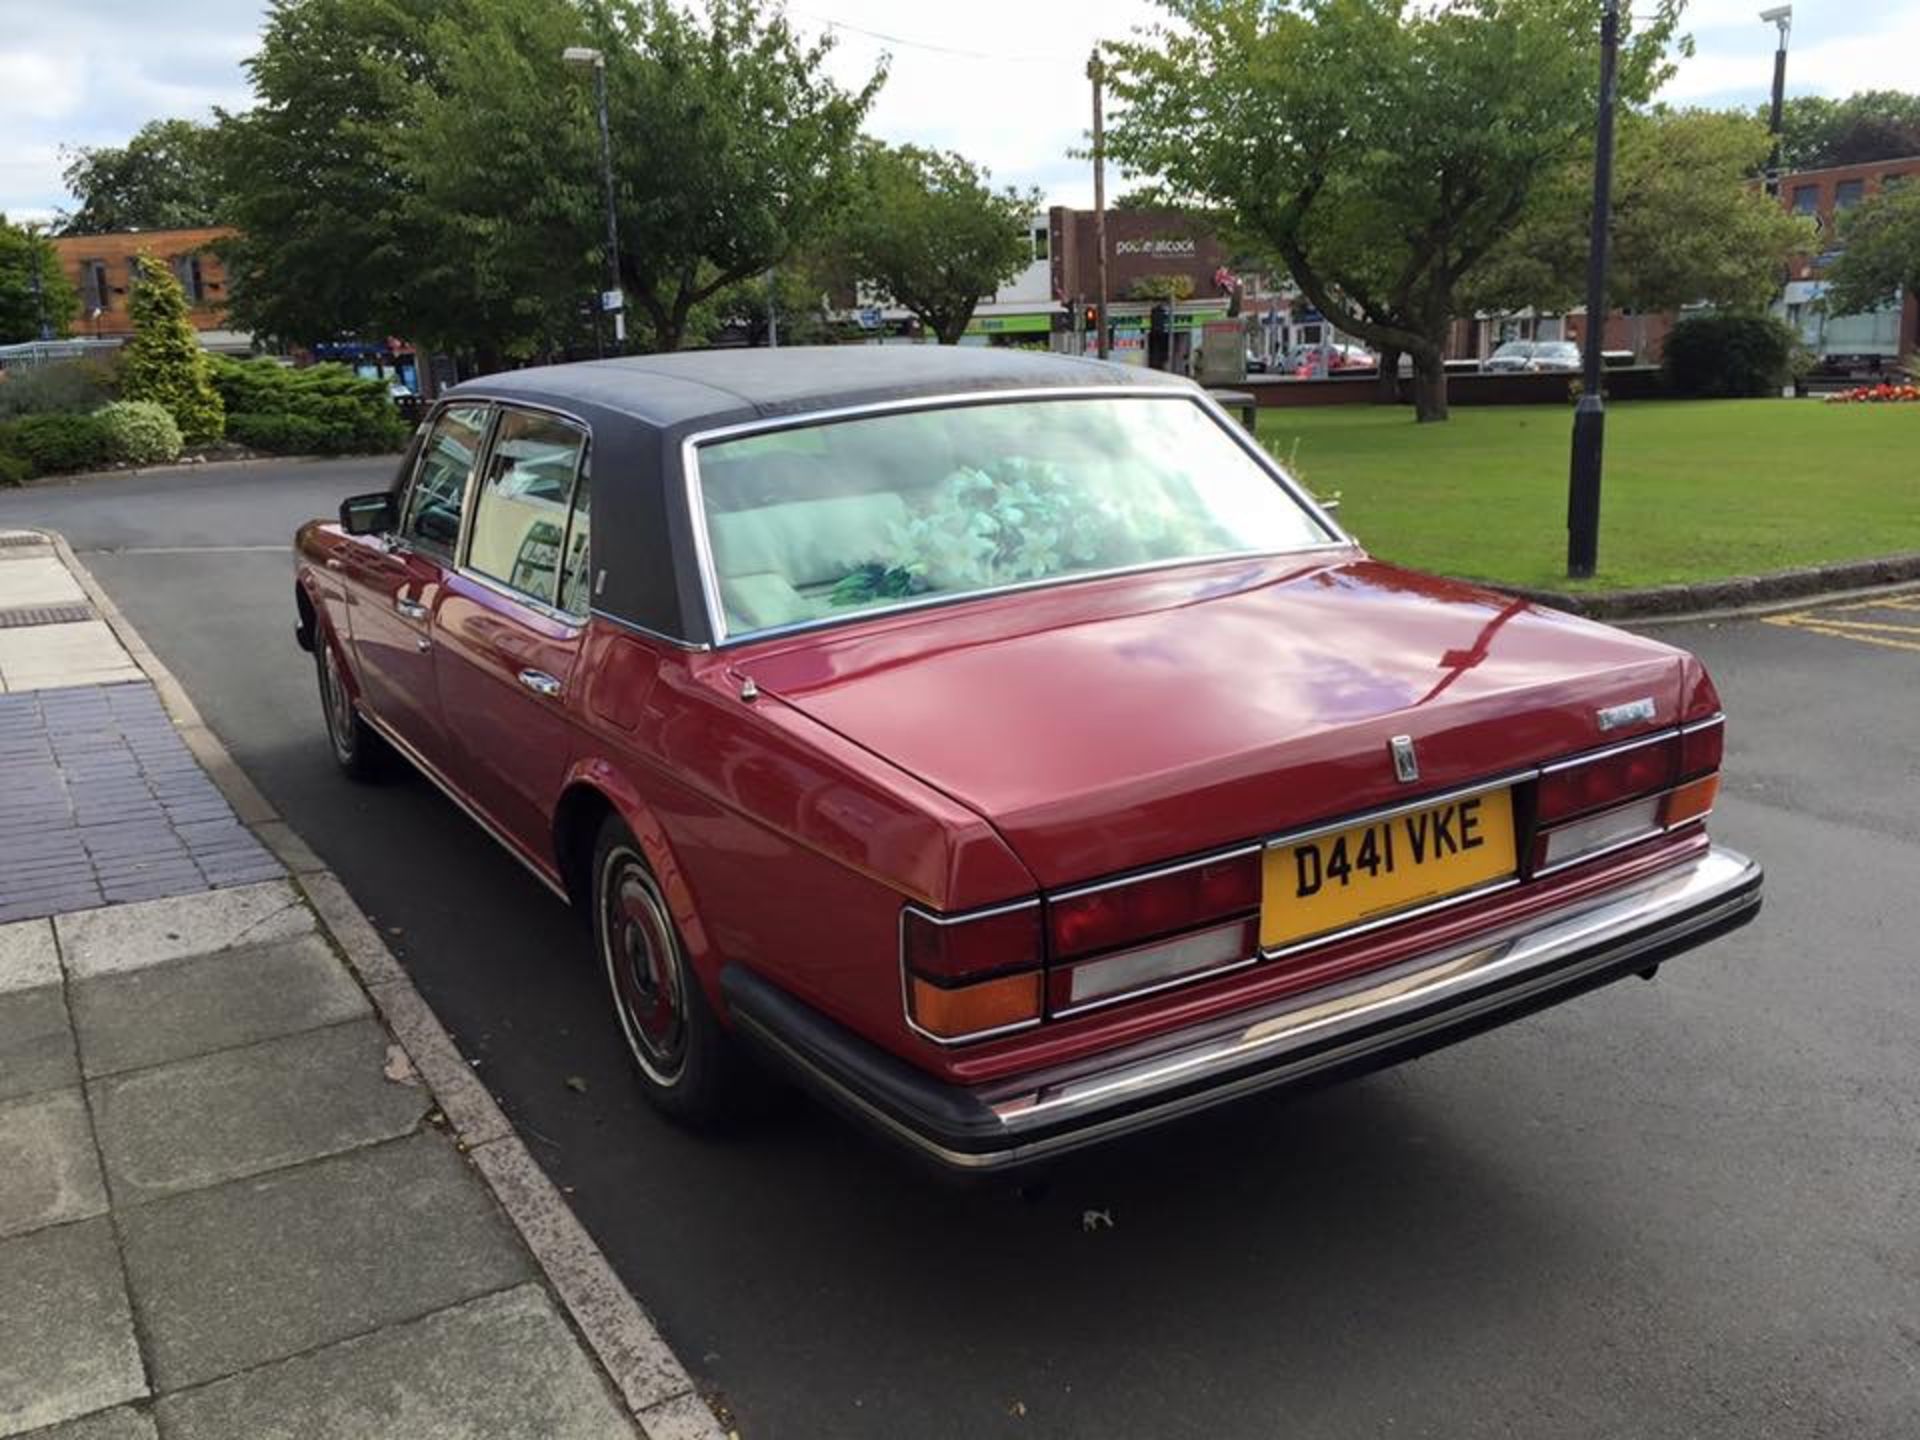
[403,405,490,556]
[465,408,587,609]
[557,462,593,616]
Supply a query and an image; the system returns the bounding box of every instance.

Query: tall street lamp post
[1565,0,1621,580]
[1087,49,1110,360]
[1760,6,1792,197]
[563,46,625,351]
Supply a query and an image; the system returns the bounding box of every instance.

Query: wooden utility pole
[1088,49,1110,360]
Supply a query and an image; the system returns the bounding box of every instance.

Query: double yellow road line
[1764,592,1920,653]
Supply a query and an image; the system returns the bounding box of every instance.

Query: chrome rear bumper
[723,845,1762,1171]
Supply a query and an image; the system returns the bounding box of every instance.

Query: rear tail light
[901,903,1042,1043]
[1535,717,1725,872]
[1679,716,1723,779]
[907,971,1043,1039]
[1536,734,1678,824]
[1536,796,1662,872]
[1661,772,1719,828]
[1048,916,1258,1014]
[1048,850,1260,961]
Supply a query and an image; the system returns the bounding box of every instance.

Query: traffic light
[1082,304,1098,333]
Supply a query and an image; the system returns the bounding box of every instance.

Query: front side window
[696,395,1332,640]
[1791,184,1819,216]
[465,408,587,607]
[402,404,489,556]
[1834,179,1865,211]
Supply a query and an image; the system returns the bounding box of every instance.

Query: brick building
[1452,153,1920,371]
[47,226,252,353]
[1774,155,1920,372]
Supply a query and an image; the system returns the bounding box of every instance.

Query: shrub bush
[93,400,184,465]
[0,358,120,419]
[210,357,409,455]
[1662,313,1803,398]
[225,411,337,454]
[2,413,113,474]
[0,450,31,486]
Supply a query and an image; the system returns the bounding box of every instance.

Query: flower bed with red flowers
[1824,382,1920,404]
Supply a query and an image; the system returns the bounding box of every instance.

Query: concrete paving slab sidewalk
[0,528,720,1436]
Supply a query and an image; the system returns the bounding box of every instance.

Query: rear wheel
[315,636,385,781]
[593,816,749,1125]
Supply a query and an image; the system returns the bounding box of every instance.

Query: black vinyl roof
[450,345,1190,431]
[441,347,1198,648]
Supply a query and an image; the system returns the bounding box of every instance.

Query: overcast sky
[2,0,1915,226]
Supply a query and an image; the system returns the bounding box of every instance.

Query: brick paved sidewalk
[0,532,694,1440]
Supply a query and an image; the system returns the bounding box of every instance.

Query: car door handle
[518,669,563,698]
[395,598,430,621]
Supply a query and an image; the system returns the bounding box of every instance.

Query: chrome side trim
[1539,725,1677,775]
[1680,712,1725,735]
[588,607,711,652]
[981,846,1761,1139]
[1052,843,1264,903]
[356,708,569,902]
[451,563,587,630]
[679,386,1352,648]
[903,897,1041,926]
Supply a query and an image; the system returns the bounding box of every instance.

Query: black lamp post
[564,46,624,352]
[1760,6,1792,197]
[1565,0,1621,580]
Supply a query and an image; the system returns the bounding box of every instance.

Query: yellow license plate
[1260,789,1516,951]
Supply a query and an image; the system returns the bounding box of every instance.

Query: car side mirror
[339,492,397,536]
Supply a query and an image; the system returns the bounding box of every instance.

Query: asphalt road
[5,460,1915,1439]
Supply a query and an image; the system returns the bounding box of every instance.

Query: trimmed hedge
[0,413,113,475]
[1663,313,1803,399]
[209,358,409,455]
[0,451,30,487]
[94,400,184,466]
[226,412,335,454]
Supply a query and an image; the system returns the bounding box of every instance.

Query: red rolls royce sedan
[293,348,1761,1169]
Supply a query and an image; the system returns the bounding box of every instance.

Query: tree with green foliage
[834,142,1039,345]
[0,216,79,343]
[121,254,223,443]
[217,0,448,349]
[1825,181,1920,318]
[1104,0,1682,421]
[1775,92,1920,173]
[1468,109,1814,351]
[406,0,882,353]
[58,119,227,235]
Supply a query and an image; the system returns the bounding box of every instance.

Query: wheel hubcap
[601,852,687,1083]
[321,648,355,760]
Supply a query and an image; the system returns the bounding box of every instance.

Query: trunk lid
[735,555,1687,890]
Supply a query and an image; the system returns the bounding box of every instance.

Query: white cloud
[1,0,1913,222]
[1661,0,1920,103]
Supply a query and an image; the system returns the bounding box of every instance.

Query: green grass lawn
[1255,399,1919,591]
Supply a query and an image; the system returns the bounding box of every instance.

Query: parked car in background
[294,348,1761,1169]
[1483,340,1582,373]
[1283,342,1378,376]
